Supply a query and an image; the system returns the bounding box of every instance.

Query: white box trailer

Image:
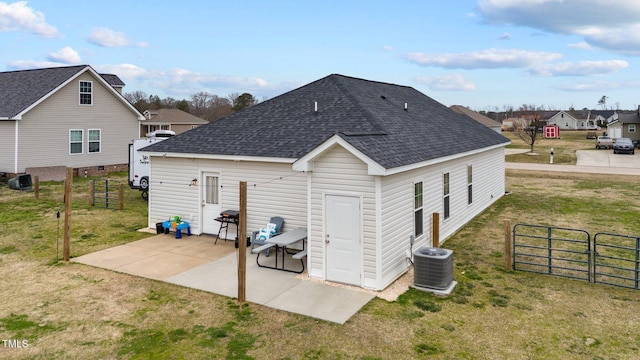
[128,130,174,197]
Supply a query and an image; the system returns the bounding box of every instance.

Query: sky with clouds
[2,0,640,111]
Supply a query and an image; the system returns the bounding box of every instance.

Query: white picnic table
[252,227,307,273]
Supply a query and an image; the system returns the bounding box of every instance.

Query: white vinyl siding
[0,121,17,172]
[309,146,375,283]
[14,72,139,172]
[379,147,505,290]
[148,156,307,236]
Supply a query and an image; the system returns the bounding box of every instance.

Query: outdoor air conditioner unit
[413,247,454,290]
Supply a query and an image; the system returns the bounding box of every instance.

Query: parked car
[613,137,635,154]
[595,136,613,149]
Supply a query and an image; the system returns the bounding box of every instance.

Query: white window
[206,176,219,205]
[79,81,92,105]
[629,124,636,133]
[414,182,423,237]
[88,129,101,153]
[443,173,450,220]
[467,165,473,205]
[70,129,83,154]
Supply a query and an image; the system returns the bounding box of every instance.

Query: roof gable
[144,74,509,169]
[450,105,501,127]
[0,65,143,120]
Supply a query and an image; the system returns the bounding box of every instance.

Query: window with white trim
[70,129,83,154]
[88,129,101,153]
[629,124,636,133]
[414,182,423,237]
[79,81,92,105]
[467,165,473,205]
[443,173,450,219]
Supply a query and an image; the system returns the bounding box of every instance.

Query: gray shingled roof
[613,111,640,124]
[142,108,208,125]
[0,65,126,118]
[143,74,509,169]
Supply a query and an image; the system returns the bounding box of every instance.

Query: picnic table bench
[252,227,307,273]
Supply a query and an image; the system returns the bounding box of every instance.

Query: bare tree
[598,95,608,109]
[190,92,213,120]
[208,95,233,121]
[514,104,545,153]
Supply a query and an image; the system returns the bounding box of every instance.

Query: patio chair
[251,216,284,257]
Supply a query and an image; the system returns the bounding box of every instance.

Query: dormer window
[79,81,92,105]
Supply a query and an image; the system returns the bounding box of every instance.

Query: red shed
[543,125,560,139]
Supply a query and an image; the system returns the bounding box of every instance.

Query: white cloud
[415,74,476,91]
[0,1,58,37]
[555,79,640,92]
[92,64,270,97]
[6,60,65,70]
[47,47,81,64]
[497,32,511,40]
[477,0,640,54]
[530,60,628,76]
[568,42,592,50]
[406,48,562,69]
[87,27,148,48]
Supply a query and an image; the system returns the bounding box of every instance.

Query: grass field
[503,129,600,164]
[1,167,640,359]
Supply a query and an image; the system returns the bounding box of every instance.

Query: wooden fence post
[432,212,440,248]
[89,180,94,207]
[118,184,124,210]
[504,220,512,271]
[34,176,39,200]
[238,181,247,303]
[63,167,73,262]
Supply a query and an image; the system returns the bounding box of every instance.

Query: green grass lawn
[1,170,640,359]
[503,129,601,164]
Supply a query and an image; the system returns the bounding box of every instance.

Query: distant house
[546,110,598,130]
[450,105,502,134]
[0,65,144,180]
[142,74,509,291]
[592,110,618,126]
[607,109,640,141]
[139,108,208,137]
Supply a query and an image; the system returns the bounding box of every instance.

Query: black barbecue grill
[214,210,239,244]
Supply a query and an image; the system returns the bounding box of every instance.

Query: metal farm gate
[512,224,640,289]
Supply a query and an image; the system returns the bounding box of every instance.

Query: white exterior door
[201,173,221,234]
[325,194,361,286]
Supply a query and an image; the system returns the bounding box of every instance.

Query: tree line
[123,91,262,122]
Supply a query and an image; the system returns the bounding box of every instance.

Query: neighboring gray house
[139,108,208,138]
[142,74,509,291]
[0,65,144,180]
[450,105,502,134]
[607,109,640,141]
[546,110,598,130]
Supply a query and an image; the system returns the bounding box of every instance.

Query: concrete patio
[72,233,376,324]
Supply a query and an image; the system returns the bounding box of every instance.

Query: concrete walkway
[73,234,375,324]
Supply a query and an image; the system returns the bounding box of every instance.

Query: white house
[142,74,510,291]
[0,65,144,180]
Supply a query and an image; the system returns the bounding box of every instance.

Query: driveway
[575,150,640,168]
[506,149,640,175]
